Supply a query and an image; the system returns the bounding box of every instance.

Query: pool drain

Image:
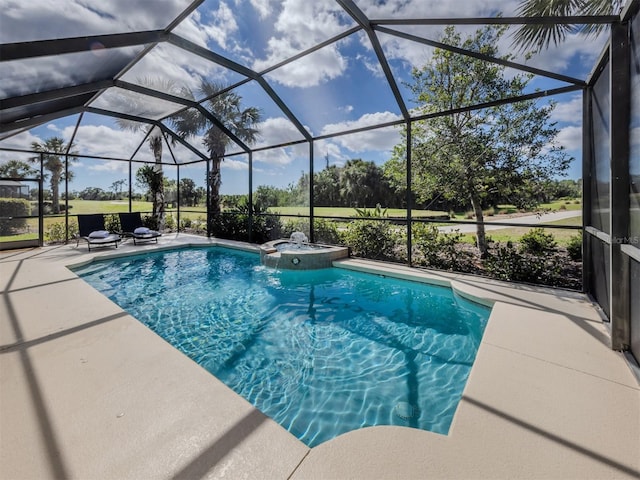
[394,402,417,419]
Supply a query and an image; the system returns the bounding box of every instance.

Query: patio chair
[76,214,121,251]
[118,212,161,245]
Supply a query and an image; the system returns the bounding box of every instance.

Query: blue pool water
[72,247,490,447]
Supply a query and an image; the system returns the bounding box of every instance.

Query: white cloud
[201,2,239,51]
[260,45,347,88]
[253,148,295,166]
[249,0,272,19]
[171,10,209,47]
[353,0,521,18]
[551,95,583,125]
[522,31,608,78]
[321,111,401,135]
[221,158,249,171]
[0,131,42,163]
[62,124,154,162]
[313,139,348,166]
[255,117,307,148]
[120,44,230,95]
[1,53,98,98]
[354,0,604,83]
[321,111,402,153]
[2,0,191,43]
[173,2,240,51]
[354,0,522,69]
[87,160,129,174]
[555,125,582,152]
[357,52,385,78]
[251,0,352,86]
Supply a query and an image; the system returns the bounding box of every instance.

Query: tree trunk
[154,163,165,231]
[471,195,488,258]
[51,172,60,214]
[151,133,165,231]
[209,156,222,219]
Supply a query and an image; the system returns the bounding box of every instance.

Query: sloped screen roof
[0,0,620,165]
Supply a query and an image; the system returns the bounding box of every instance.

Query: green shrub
[412,223,474,272]
[282,218,341,245]
[484,242,563,286]
[519,228,557,254]
[211,212,248,241]
[194,216,206,233]
[254,214,283,243]
[211,202,283,244]
[313,218,341,245]
[0,198,30,235]
[45,220,78,243]
[354,204,387,217]
[282,219,310,239]
[142,214,158,230]
[566,233,582,261]
[341,219,398,260]
[164,214,176,231]
[104,214,120,233]
[180,217,192,229]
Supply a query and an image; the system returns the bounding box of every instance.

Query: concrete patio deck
[1,233,638,479]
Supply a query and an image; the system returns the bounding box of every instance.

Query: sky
[0,0,612,195]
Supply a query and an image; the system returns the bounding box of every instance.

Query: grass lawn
[269,206,448,218]
[0,232,39,242]
[1,199,583,244]
[66,199,153,214]
[539,199,582,211]
[450,198,581,219]
[457,215,582,246]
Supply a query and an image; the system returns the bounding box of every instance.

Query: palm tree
[30,137,77,214]
[116,78,181,230]
[0,160,39,178]
[171,80,261,225]
[512,0,625,52]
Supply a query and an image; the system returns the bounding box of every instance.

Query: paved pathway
[438,210,581,233]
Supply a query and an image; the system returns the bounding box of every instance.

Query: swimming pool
[72,246,490,447]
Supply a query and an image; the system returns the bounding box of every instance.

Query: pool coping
[1,234,639,479]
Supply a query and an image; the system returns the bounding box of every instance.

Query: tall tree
[136,165,163,204]
[110,179,127,199]
[314,165,341,206]
[179,178,198,207]
[116,121,166,228]
[116,79,182,230]
[512,0,624,52]
[339,159,393,208]
[171,80,260,230]
[30,137,78,214]
[386,25,571,257]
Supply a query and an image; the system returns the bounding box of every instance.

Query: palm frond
[511,0,623,53]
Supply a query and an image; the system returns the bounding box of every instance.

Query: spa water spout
[290,231,308,247]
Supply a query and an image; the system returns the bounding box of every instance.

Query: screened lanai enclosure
[0,0,639,362]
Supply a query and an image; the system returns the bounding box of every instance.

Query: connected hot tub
[260,233,349,270]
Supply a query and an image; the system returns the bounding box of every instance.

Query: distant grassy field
[65,200,153,214]
[269,206,448,218]
[457,216,582,246]
[0,198,583,244]
[41,198,581,220]
[450,198,581,219]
